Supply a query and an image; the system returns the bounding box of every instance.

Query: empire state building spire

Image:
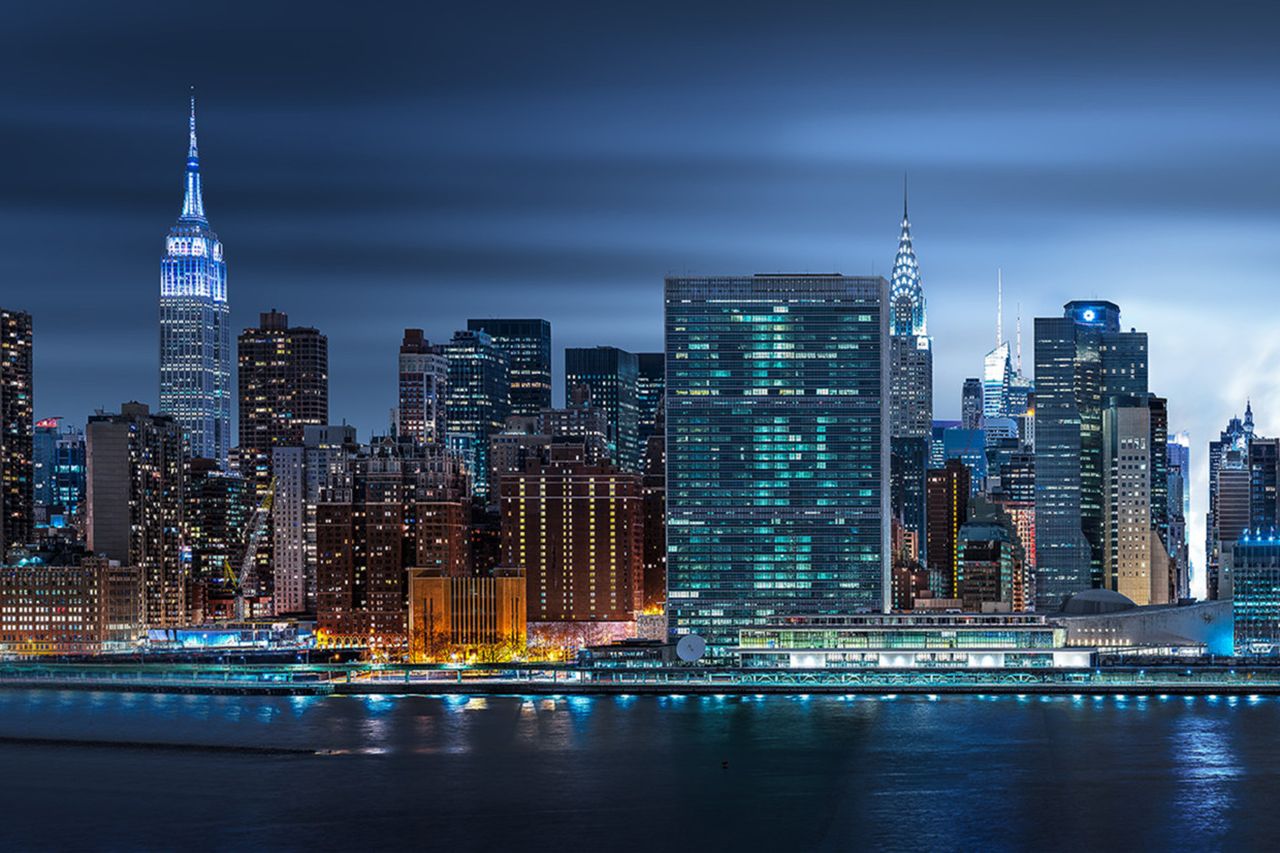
[890,177,926,337]
[180,92,206,222]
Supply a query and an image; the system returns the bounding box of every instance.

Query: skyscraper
[926,459,971,597]
[0,308,33,556]
[961,379,983,430]
[86,403,186,627]
[665,274,890,655]
[1167,433,1191,601]
[32,418,85,535]
[397,329,448,446]
[236,310,330,494]
[159,97,231,465]
[564,346,640,472]
[443,329,510,500]
[466,319,551,416]
[1101,397,1171,605]
[1033,301,1148,609]
[887,193,933,560]
[636,352,665,446]
[887,190,933,439]
[1207,408,1251,599]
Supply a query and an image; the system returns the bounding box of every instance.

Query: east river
[0,688,1275,851]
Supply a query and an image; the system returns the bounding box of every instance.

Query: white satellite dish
[676,634,706,663]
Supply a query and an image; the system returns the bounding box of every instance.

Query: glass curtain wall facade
[1033,301,1148,610]
[564,347,641,473]
[159,98,231,465]
[664,274,890,656]
[466,319,551,416]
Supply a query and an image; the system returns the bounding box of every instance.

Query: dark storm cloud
[6,0,1280,593]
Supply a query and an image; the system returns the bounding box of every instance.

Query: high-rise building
[1167,433,1191,600]
[636,352,665,446]
[466,319,551,417]
[86,403,186,627]
[926,459,971,597]
[887,194,932,439]
[890,436,929,561]
[316,436,468,643]
[957,519,1021,612]
[272,425,358,615]
[500,447,643,624]
[1101,398,1171,606]
[237,311,330,488]
[32,419,85,535]
[664,274,890,655]
[1033,301,1148,610]
[983,343,1012,422]
[159,98,231,465]
[1,308,34,557]
[961,379,983,430]
[444,330,510,501]
[183,457,251,619]
[1207,408,1251,600]
[1232,535,1280,654]
[641,408,666,613]
[564,346,640,473]
[397,330,448,446]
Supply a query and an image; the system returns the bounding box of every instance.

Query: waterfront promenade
[3,661,1280,696]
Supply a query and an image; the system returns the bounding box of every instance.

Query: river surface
[0,689,1276,851]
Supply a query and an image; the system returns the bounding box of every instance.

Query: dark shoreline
[3,679,1279,697]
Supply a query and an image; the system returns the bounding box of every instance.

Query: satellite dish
[676,634,706,663]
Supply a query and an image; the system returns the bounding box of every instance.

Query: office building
[0,558,142,655]
[1034,301,1148,610]
[564,346,640,472]
[1,308,33,558]
[397,329,448,446]
[86,403,186,627]
[183,458,252,596]
[500,447,643,624]
[641,409,666,613]
[983,343,1012,421]
[444,329,510,500]
[926,459,971,597]
[32,419,85,535]
[665,274,890,655]
[957,519,1022,612]
[1207,408,1252,600]
[158,98,231,465]
[1167,434,1191,601]
[890,436,929,560]
[961,379,983,430]
[636,352,665,446]
[407,566,526,661]
[1233,534,1280,654]
[272,424,359,615]
[466,319,551,417]
[1101,399,1171,606]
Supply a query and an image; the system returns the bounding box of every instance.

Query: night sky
[5,1,1280,591]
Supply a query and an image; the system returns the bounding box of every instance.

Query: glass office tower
[564,346,640,472]
[1033,300,1148,610]
[664,274,890,656]
[159,97,231,464]
[466,319,551,416]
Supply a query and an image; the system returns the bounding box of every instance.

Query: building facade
[1033,301,1148,610]
[500,448,643,623]
[0,558,142,655]
[926,459,971,598]
[1233,535,1280,654]
[158,98,231,465]
[466,319,551,417]
[664,274,890,655]
[32,419,85,536]
[86,403,186,627]
[564,346,641,473]
[397,329,448,446]
[407,566,526,661]
[636,351,665,446]
[444,329,510,501]
[1,308,34,556]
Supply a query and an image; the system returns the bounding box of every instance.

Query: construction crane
[221,479,275,621]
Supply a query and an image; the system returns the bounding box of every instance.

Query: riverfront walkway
[3,661,1280,696]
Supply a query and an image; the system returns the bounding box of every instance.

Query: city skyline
[9,3,1280,599]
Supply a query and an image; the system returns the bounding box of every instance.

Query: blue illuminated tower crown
[159,92,231,464]
[890,180,926,338]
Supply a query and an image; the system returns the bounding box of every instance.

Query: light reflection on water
[0,691,1275,849]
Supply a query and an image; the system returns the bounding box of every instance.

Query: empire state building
[159,96,231,464]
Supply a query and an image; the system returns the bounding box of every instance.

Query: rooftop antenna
[996,268,1003,349]
[1015,301,1023,374]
